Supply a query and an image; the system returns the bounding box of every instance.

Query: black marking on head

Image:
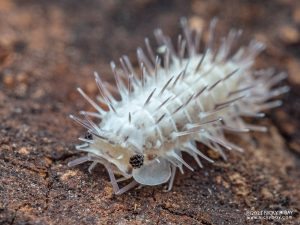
[129,154,144,169]
[84,131,93,140]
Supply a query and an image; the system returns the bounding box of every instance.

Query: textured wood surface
[0,0,299,224]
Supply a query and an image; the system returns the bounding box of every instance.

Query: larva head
[89,130,171,186]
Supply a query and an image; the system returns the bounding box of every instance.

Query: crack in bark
[42,168,55,213]
[9,204,28,225]
[159,204,213,225]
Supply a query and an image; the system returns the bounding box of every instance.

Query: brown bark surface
[0,0,299,224]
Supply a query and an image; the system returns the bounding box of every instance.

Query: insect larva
[68,18,289,195]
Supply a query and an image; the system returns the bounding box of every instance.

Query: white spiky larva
[68,18,289,195]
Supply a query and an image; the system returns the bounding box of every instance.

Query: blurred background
[0,0,299,224]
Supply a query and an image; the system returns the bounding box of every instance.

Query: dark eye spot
[84,131,93,140]
[129,154,144,169]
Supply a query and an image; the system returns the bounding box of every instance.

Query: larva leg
[88,161,98,173]
[104,162,138,195]
[69,155,136,194]
[167,165,177,191]
[115,176,131,183]
[115,180,139,195]
[68,156,91,167]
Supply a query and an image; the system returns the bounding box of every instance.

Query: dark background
[0,0,299,224]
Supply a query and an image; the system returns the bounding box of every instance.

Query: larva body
[69,18,288,194]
